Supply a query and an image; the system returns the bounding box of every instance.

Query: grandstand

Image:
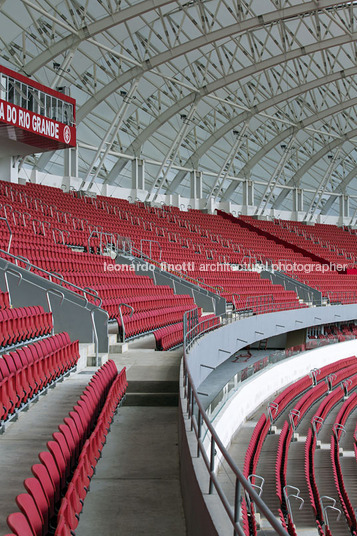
[1,1,357,536]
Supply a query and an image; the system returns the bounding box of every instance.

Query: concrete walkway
[76,347,187,536]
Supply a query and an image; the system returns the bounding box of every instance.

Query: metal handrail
[140,239,162,261]
[32,218,45,236]
[15,256,31,270]
[52,227,65,245]
[118,303,134,343]
[231,294,241,311]
[90,307,105,367]
[46,288,65,335]
[4,267,22,306]
[0,248,102,307]
[182,313,289,535]
[49,272,64,285]
[0,216,12,253]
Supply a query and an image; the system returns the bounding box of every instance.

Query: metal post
[118,303,134,343]
[234,479,241,536]
[209,436,216,494]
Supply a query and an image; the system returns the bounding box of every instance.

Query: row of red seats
[117,304,197,339]
[274,372,356,534]
[0,291,10,309]
[242,414,270,535]
[244,357,357,533]
[330,392,357,533]
[0,182,303,316]
[0,306,53,349]
[153,314,220,350]
[271,356,357,422]
[55,368,128,535]
[103,293,193,319]
[0,333,79,424]
[304,384,351,532]
[5,360,127,536]
[275,423,296,536]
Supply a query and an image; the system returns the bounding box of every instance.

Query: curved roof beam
[23,0,177,76]
[221,96,357,202]
[320,166,357,214]
[105,35,357,185]
[273,128,357,209]
[78,0,350,125]
[168,66,357,194]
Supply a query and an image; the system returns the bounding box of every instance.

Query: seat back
[15,493,43,536]
[7,512,34,536]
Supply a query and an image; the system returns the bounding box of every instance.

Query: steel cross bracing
[205,122,249,205]
[1,0,357,214]
[304,148,343,221]
[255,135,297,216]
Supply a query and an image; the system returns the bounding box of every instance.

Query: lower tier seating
[0,306,53,350]
[241,355,357,535]
[0,333,80,428]
[5,360,127,536]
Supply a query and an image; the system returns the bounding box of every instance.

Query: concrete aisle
[76,347,187,536]
[0,371,94,536]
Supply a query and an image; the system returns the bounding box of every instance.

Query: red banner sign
[0,99,76,148]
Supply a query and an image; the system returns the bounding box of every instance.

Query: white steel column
[132,158,145,190]
[190,170,202,199]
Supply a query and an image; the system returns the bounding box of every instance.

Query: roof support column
[339,194,349,224]
[243,179,255,209]
[81,78,139,191]
[256,136,296,215]
[292,188,304,219]
[148,103,197,203]
[0,156,18,182]
[205,124,249,205]
[64,146,78,178]
[132,158,145,190]
[190,170,202,199]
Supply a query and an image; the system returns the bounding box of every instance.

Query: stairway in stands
[112,334,180,406]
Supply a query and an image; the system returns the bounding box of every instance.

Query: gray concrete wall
[188,304,357,389]
[0,259,108,352]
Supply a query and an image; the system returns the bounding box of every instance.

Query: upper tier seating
[237,215,357,304]
[0,183,304,335]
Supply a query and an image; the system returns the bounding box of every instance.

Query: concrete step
[128,380,178,394]
[126,379,179,406]
[110,333,157,353]
[125,392,179,406]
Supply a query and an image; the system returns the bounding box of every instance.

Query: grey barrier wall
[116,253,227,315]
[0,258,109,353]
[178,403,222,536]
[188,304,357,390]
[179,303,357,536]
